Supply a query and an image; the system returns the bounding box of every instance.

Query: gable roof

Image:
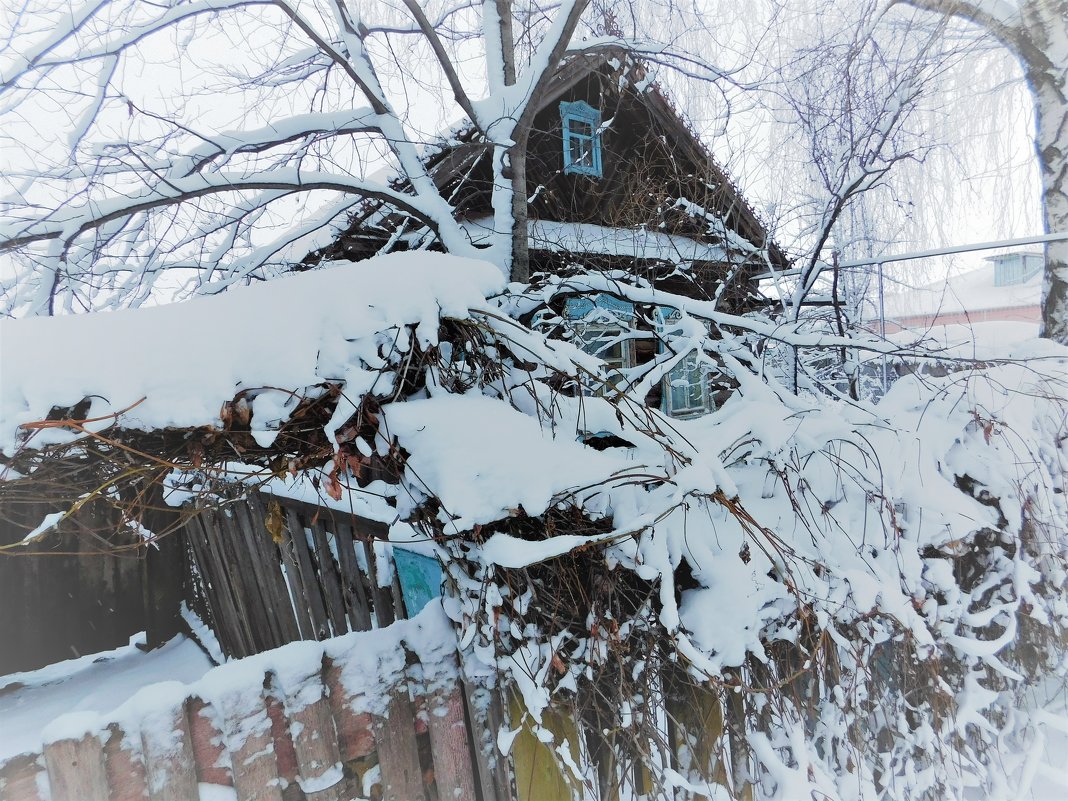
[308,52,788,271]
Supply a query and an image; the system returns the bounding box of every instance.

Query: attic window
[560,100,602,177]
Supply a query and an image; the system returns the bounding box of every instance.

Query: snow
[884,262,1042,319]
[0,253,505,457]
[0,634,212,763]
[384,394,632,532]
[0,606,457,766]
[460,217,735,265]
[886,320,1039,357]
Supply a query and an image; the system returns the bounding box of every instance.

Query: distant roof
[884,263,1042,319]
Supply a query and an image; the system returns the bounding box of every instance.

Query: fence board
[230,504,287,650]
[43,734,109,801]
[424,683,478,801]
[323,659,376,763]
[0,754,47,801]
[186,513,249,659]
[332,520,373,632]
[284,507,331,639]
[274,512,316,642]
[223,690,284,801]
[103,725,150,801]
[308,519,349,636]
[245,497,302,644]
[288,693,343,801]
[141,704,199,801]
[372,688,426,801]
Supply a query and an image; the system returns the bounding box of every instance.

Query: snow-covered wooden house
[304,53,788,418]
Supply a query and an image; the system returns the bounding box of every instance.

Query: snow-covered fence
[0,610,479,801]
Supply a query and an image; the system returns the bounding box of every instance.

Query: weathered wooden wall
[0,500,146,675]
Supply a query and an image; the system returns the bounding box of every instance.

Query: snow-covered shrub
[2,254,1065,800]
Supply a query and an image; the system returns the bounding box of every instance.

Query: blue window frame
[560,100,602,177]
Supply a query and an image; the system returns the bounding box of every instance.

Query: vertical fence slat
[0,754,48,801]
[362,538,396,628]
[322,659,376,763]
[230,504,286,651]
[103,725,150,801]
[274,509,316,641]
[210,509,272,654]
[331,521,373,632]
[372,687,426,801]
[188,512,251,659]
[222,680,284,801]
[284,508,330,639]
[424,682,478,801]
[246,496,302,644]
[186,698,231,788]
[141,704,200,801]
[43,734,108,801]
[287,690,343,800]
[308,519,349,637]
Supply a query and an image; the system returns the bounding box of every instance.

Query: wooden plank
[230,503,287,650]
[0,754,47,801]
[43,734,108,801]
[219,687,284,801]
[141,703,200,801]
[284,507,330,639]
[308,518,349,636]
[322,658,376,762]
[287,693,343,801]
[187,513,249,659]
[103,724,151,801]
[332,521,373,632]
[371,687,426,801]
[274,510,316,641]
[264,694,299,787]
[187,698,231,787]
[210,509,272,654]
[460,682,510,801]
[423,683,478,801]
[363,539,396,628]
[246,496,302,644]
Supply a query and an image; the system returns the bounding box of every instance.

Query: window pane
[569,135,593,167]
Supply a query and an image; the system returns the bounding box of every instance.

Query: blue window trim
[560,100,602,178]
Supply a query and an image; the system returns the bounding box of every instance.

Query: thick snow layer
[459,217,734,264]
[384,394,632,532]
[0,253,505,456]
[0,634,212,763]
[886,320,1040,357]
[0,605,456,765]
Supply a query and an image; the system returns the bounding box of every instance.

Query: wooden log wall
[183,494,404,660]
[0,650,480,801]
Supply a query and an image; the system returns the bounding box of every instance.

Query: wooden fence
[1,493,740,801]
[183,494,405,661]
[0,627,483,801]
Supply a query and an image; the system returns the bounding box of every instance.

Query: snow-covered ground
[0,634,212,763]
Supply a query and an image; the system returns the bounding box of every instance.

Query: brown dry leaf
[551,652,566,675]
[265,500,285,544]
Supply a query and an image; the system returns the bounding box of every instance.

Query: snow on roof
[884,263,1042,319]
[459,218,737,264]
[0,253,505,457]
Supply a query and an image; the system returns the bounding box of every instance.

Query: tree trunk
[1023,4,1068,343]
[509,132,531,283]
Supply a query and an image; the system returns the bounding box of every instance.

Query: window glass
[667,351,706,414]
